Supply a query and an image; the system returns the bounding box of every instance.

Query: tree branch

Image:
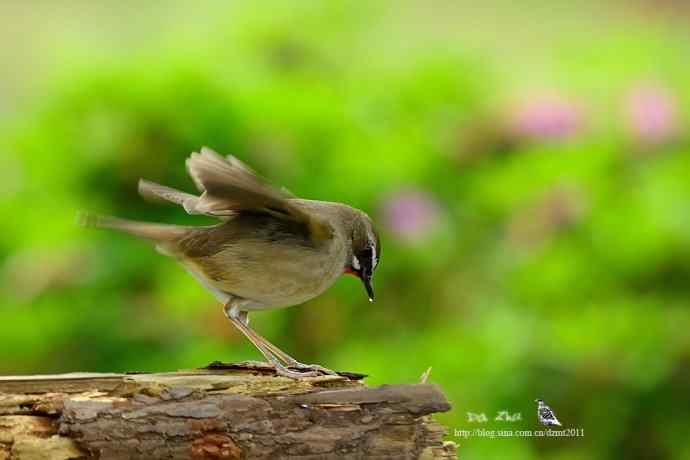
[0,362,456,459]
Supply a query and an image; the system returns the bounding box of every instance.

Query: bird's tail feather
[77,212,189,242]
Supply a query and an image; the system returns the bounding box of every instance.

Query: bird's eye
[356,247,377,272]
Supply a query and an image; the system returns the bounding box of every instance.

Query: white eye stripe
[368,235,378,269]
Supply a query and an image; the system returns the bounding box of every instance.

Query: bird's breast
[184,236,347,310]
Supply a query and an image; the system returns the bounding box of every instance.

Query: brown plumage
[80,147,381,378]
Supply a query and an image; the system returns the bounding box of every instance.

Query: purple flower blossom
[380,189,442,242]
[625,82,678,145]
[509,94,582,140]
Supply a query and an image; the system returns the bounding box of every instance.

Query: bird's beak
[344,266,375,302]
[361,271,375,302]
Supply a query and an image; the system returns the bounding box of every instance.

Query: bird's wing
[186,147,332,241]
[138,179,208,216]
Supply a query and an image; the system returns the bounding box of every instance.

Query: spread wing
[139,147,332,242]
[185,147,291,215]
[138,179,204,216]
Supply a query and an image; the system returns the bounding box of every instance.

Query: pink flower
[380,189,442,242]
[509,93,582,140]
[625,82,678,145]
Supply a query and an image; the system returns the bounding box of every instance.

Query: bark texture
[0,362,456,460]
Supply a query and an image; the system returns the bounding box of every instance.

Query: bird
[535,399,562,427]
[80,147,381,379]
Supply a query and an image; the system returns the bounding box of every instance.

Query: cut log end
[0,363,456,459]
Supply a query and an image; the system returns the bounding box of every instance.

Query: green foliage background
[2,1,690,458]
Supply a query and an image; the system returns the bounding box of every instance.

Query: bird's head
[345,211,381,302]
[535,399,544,404]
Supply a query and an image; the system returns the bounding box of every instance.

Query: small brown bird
[81,147,380,378]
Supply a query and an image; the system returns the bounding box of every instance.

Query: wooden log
[0,362,456,459]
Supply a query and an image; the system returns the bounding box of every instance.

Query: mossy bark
[0,362,456,459]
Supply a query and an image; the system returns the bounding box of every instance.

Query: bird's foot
[273,363,320,379]
[289,362,339,376]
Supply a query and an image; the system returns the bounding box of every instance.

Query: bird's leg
[236,311,337,376]
[223,302,318,379]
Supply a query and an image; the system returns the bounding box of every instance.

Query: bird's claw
[274,364,320,379]
[289,363,339,376]
[272,362,338,379]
